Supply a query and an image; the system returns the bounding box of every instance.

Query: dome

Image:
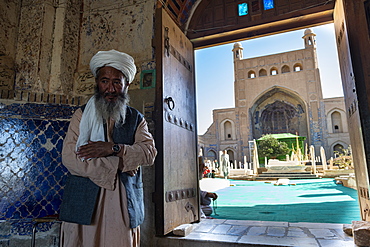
[233,42,243,48]
[304,28,313,35]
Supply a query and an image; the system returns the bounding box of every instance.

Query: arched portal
[260,101,298,135]
[206,150,217,161]
[250,87,308,139]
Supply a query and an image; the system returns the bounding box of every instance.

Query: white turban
[89,49,137,84]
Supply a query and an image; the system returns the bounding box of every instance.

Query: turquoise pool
[210,178,361,224]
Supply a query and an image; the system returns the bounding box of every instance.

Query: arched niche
[331,111,342,133]
[281,65,290,73]
[248,70,256,79]
[270,67,278,75]
[327,108,348,133]
[294,63,303,72]
[259,68,267,77]
[220,119,236,140]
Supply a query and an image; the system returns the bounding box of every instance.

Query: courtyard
[201,178,361,224]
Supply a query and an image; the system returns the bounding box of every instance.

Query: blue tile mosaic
[0,102,78,223]
[179,0,197,24]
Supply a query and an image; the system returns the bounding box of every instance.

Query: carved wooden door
[153,8,199,235]
[334,0,370,220]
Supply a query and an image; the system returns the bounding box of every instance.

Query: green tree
[257,134,290,159]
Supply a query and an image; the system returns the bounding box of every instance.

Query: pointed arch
[259,68,267,77]
[249,86,308,139]
[248,70,256,79]
[206,149,217,161]
[220,119,236,141]
[270,67,278,75]
[331,111,342,133]
[281,65,290,73]
[330,141,349,157]
[294,63,303,72]
[327,108,348,133]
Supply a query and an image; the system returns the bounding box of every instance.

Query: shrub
[257,134,290,159]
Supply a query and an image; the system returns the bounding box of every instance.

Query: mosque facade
[198,29,350,165]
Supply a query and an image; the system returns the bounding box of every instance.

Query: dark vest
[85,105,145,228]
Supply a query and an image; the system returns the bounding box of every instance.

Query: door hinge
[164,27,170,57]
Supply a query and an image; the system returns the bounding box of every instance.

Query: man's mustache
[103,92,119,97]
[102,92,128,100]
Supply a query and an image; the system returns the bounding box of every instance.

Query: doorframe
[180,0,370,222]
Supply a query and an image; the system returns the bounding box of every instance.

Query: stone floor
[166,219,356,247]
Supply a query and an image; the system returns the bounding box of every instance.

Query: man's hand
[206,192,218,200]
[76,141,114,160]
[126,169,138,177]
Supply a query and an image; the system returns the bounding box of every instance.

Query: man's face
[96,66,128,102]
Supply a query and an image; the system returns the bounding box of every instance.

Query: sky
[195,23,343,135]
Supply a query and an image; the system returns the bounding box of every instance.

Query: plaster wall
[75,0,155,96]
[0,1,20,91]
[15,0,57,92]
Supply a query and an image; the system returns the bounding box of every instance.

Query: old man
[60,50,157,246]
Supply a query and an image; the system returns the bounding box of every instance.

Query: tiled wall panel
[0,102,77,243]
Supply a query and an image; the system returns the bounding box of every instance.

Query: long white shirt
[60,108,157,247]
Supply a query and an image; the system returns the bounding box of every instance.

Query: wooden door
[153,7,199,235]
[334,0,370,221]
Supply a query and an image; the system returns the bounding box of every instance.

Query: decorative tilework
[0,103,78,223]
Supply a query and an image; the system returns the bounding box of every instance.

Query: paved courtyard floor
[167,219,356,247]
[171,178,361,246]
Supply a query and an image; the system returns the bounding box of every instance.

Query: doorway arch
[157,0,370,225]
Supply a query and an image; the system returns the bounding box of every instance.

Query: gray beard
[94,92,129,125]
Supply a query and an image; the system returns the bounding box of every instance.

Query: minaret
[232,42,243,60]
[232,42,244,108]
[302,28,316,49]
[302,28,319,69]
[302,28,324,152]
